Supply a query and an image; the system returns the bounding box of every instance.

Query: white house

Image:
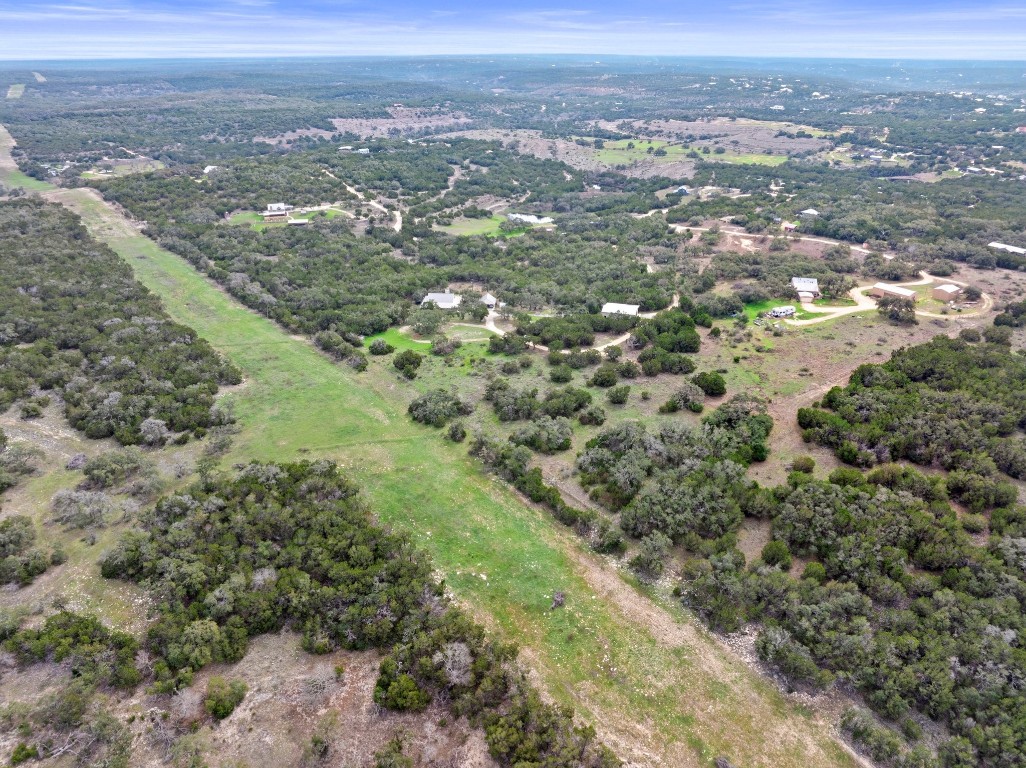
[266,203,293,212]
[507,213,554,225]
[989,242,1026,256]
[601,302,640,317]
[421,292,462,310]
[480,292,497,309]
[791,277,821,299]
[799,208,820,218]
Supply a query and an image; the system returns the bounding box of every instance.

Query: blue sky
[1,0,1025,60]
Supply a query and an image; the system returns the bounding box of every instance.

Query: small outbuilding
[601,302,640,317]
[421,292,462,310]
[768,305,796,318]
[799,208,820,218]
[932,284,961,302]
[870,283,917,301]
[782,221,797,232]
[480,292,497,309]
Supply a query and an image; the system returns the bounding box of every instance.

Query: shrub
[660,382,705,414]
[408,389,473,427]
[589,364,619,388]
[549,364,573,383]
[204,676,247,719]
[11,744,39,765]
[369,339,395,355]
[607,385,630,405]
[790,456,816,474]
[510,416,573,454]
[393,349,424,379]
[447,421,467,443]
[802,562,827,583]
[374,659,430,711]
[692,371,726,397]
[761,540,792,570]
[629,532,672,582]
[578,405,606,426]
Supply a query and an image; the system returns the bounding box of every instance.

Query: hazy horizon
[2,1,1026,62]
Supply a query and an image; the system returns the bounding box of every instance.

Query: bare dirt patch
[329,107,473,139]
[148,633,497,768]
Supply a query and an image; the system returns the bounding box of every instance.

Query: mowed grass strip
[0,127,53,191]
[41,183,857,768]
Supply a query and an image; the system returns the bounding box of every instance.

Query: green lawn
[363,327,432,352]
[433,214,507,236]
[6,84,25,99]
[743,299,816,321]
[0,127,53,191]
[31,183,858,768]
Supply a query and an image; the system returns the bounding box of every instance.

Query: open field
[35,180,861,768]
[6,84,25,99]
[0,125,53,190]
[31,72,45,83]
[433,214,508,236]
[81,158,165,178]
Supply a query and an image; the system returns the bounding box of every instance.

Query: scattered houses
[870,283,917,301]
[421,292,462,310]
[601,302,640,317]
[767,305,796,318]
[791,276,821,300]
[932,284,962,302]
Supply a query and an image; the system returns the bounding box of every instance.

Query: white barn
[601,302,640,317]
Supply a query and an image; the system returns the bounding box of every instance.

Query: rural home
[768,305,796,318]
[601,302,640,317]
[480,292,497,309]
[782,221,797,232]
[791,276,821,299]
[421,292,462,310]
[507,213,554,225]
[267,203,293,212]
[870,283,917,301]
[989,241,1026,256]
[799,208,820,218]
[932,284,961,302]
